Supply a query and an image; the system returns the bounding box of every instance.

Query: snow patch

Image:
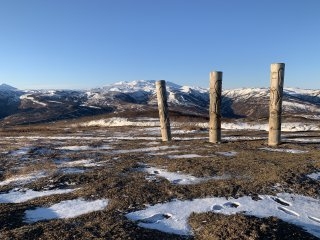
[56,145,112,151]
[168,154,203,159]
[0,171,47,186]
[60,159,102,167]
[59,168,86,174]
[259,147,308,154]
[75,117,159,127]
[112,146,179,154]
[216,151,237,157]
[24,198,108,223]
[149,150,181,156]
[307,172,320,181]
[144,167,228,185]
[0,188,76,203]
[126,193,320,237]
[10,147,31,156]
[20,94,47,106]
[284,138,320,143]
[221,122,320,132]
[223,136,266,141]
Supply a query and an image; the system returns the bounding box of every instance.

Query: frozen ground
[0,117,320,239]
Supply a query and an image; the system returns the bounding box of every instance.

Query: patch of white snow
[307,172,320,181]
[0,171,47,187]
[24,198,108,223]
[0,188,76,203]
[260,147,308,154]
[126,193,320,237]
[144,167,228,185]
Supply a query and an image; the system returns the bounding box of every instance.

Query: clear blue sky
[0,0,319,90]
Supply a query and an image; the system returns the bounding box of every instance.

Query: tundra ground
[0,117,320,239]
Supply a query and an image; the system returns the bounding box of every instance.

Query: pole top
[156,80,166,84]
[210,71,223,74]
[209,71,223,81]
[271,63,285,66]
[271,63,285,71]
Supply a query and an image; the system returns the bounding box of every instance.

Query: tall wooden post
[209,71,222,143]
[156,80,171,141]
[268,63,285,146]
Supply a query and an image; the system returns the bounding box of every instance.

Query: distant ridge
[0,80,320,126]
[0,83,18,91]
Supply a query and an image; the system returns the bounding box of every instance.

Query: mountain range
[0,80,320,126]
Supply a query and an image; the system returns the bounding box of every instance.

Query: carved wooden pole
[268,63,285,146]
[209,71,222,143]
[156,80,171,141]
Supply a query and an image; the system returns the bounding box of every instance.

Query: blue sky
[0,0,319,90]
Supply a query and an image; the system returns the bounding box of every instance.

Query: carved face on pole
[268,63,285,146]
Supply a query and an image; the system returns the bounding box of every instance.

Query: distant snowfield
[221,122,320,132]
[24,198,108,223]
[126,193,320,237]
[3,118,319,145]
[73,117,320,132]
[75,117,159,127]
[20,94,47,106]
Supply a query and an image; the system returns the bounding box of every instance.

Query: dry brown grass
[189,213,318,240]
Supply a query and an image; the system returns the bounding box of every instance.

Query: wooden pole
[209,71,222,143]
[156,80,171,141]
[268,63,285,146]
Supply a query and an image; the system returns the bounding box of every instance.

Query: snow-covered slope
[0,83,18,91]
[0,84,22,119]
[0,81,320,125]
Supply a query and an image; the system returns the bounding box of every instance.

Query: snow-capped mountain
[0,80,320,126]
[0,83,18,91]
[0,84,22,120]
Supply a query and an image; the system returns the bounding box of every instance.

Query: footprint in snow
[138,213,172,224]
[212,205,224,211]
[308,216,320,224]
[172,179,182,184]
[223,202,240,208]
[212,202,240,211]
[271,196,292,206]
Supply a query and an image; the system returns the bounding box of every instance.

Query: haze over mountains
[0,80,319,126]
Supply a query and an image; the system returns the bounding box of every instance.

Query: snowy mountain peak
[0,83,18,91]
[107,80,156,92]
[101,80,182,93]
